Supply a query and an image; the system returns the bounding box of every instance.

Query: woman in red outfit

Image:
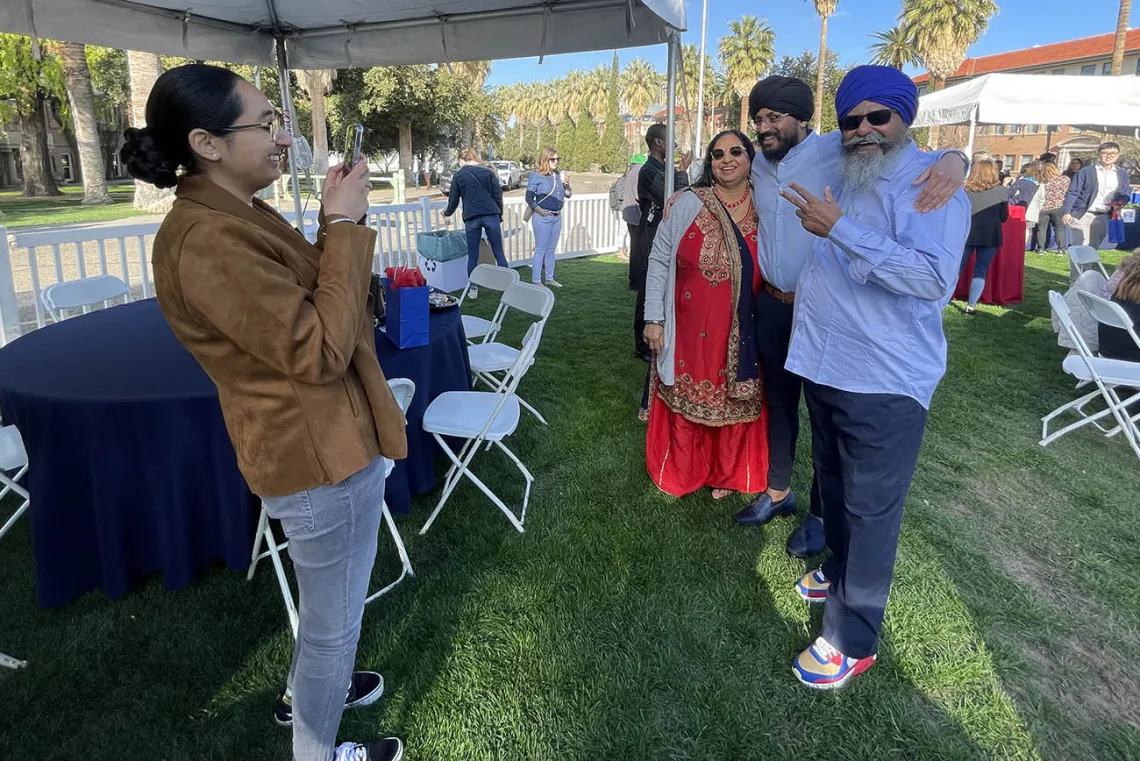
[642,130,768,499]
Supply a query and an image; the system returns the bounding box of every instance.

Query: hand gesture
[644,324,665,352]
[322,161,371,222]
[780,182,842,238]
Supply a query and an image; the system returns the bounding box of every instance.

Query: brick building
[914,30,1140,172]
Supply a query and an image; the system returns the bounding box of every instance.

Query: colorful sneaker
[795,569,829,603]
[793,637,876,690]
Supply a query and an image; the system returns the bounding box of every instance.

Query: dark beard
[758,130,802,162]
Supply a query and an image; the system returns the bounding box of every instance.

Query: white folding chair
[1042,291,1140,460]
[1068,245,1110,279]
[247,378,418,637]
[458,265,519,345]
[0,651,26,670]
[468,282,555,425]
[419,322,545,535]
[1076,290,1140,437]
[41,275,131,323]
[0,424,30,543]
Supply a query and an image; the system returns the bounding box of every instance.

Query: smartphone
[343,124,365,171]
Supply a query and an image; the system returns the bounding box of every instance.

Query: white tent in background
[913,73,1140,158]
[0,0,687,215]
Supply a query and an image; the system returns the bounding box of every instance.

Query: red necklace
[715,188,749,209]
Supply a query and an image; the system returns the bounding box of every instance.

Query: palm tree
[583,67,609,124]
[56,42,110,204]
[621,58,662,123]
[450,61,492,147]
[868,26,921,69]
[718,15,777,132]
[808,1,839,133]
[679,44,716,150]
[900,0,998,147]
[294,69,336,173]
[563,69,587,125]
[1111,0,1132,75]
[126,50,172,211]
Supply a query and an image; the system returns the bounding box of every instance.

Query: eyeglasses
[710,145,747,160]
[752,111,789,128]
[838,108,894,132]
[218,110,286,141]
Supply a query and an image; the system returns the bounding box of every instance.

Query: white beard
[841,134,909,191]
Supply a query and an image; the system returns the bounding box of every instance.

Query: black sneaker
[334,738,404,761]
[274,671,385,727]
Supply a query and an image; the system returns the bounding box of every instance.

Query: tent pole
[665,31,678,200]
[275,37,306,231]
[965,104,978,162]
[694,0,708,158]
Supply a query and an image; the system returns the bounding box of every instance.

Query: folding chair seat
[458,265,519,345]
[247,378,418,637]
[419,321,544,536]
[42,275,131,323]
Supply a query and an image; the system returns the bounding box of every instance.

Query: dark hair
[120,64,245,188]
[645,123,667,148]
[694,130,756,188]
[1038,151,1057,164]
[1100,141,1120,153]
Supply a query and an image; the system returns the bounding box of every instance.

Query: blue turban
[835,65,919,125]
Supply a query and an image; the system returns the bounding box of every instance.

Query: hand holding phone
[343,124,365,171]
[322,160,371,223]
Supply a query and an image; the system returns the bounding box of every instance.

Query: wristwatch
[645,320,665,327]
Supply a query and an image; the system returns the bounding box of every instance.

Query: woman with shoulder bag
[525,148,572,288]
[121,63,406,761]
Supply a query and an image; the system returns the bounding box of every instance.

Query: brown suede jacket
[152,176,407,498]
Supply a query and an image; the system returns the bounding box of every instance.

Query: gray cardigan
[643,191,703,386]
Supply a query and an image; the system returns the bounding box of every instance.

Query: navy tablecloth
[0,299,469,609]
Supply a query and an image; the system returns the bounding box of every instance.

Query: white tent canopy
[0,0,684,68]
[0,0,687,219]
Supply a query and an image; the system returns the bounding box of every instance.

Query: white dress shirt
[1091,164,1121,213]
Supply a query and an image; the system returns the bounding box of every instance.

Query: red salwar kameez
[646,202,769,497]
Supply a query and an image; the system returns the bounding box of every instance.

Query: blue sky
[485,0,1140,87]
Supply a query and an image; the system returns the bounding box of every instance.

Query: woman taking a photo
[122,64,405,761]
[443,148,508,285]
[642,130,768,499]
[960,159,1009,314]
[525,147,572,287]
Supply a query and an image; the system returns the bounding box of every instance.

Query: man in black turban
[747,76,814,161]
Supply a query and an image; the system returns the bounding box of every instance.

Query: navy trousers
[803,381,928,658]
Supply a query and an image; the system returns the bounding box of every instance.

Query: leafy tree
[600,53,627,172]
[0,34,66,196]
[86,46,129,180]
[775,49,848,135]
[556,118,576,171]
[718,16,776,131]
[572,113,599,171]
[868,26,922,69]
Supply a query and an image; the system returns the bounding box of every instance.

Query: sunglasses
[710,145,747,160]
[550,157,560,162]
[838,108,894,132]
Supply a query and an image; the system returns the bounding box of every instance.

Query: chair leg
[1040,388,1107,445]
[0,467,30,542]
[247,506,270,581]
[265,534,299,639]
[420,432,531,535]
[0,651,26,670]
[364,502,415,605]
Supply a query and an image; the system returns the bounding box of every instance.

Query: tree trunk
[928,77,946,149]
[474,120,485,153]
[814,15,830,134]
[398,119,413,185]
[59,42,111,204]
[536,122,543,153]
[19,95,61,197]
[127,50,174,212]
[1111,0,1132,75]
[519,121,525,154]
[739,96,749,133]
[310,87,329,174]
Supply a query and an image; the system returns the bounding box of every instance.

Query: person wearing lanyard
[732,75,967,560]
[1063,141,1130,261]
[526,148,572,288]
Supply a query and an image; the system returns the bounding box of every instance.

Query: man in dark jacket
[1063,141,1131,251]
[633,123,690,361]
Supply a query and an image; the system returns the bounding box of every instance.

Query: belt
[763,282,795,304]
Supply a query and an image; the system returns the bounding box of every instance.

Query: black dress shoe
[734,491,797,526]
[786,515,826,558]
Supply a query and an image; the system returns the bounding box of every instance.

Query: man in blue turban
[778,65,971,690]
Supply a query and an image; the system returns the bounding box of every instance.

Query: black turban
[748,76,814,124]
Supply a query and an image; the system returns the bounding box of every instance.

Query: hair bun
[120,127,180,189]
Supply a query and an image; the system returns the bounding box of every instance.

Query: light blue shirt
[750,130,843,292]
[526,171,566,212]
[784,141,971,409]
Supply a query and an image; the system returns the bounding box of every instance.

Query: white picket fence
[0,193,623,344]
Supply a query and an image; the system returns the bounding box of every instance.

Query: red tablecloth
[954,205,1026,306]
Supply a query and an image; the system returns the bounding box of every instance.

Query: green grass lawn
[0,183,143,228]
[1,252,1137,760]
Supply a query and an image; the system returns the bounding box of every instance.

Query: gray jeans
[263,456,386,761]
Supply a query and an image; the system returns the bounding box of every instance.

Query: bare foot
[712,489,733,500]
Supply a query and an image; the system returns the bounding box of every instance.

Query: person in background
[443,147,507,294]
[1038,151,1057,166]
[960,160,1009,314]
[620,154,648,288]
[993,158,1012,186]
[633,123,691,364]
[642,130,768,499]
[1063,141,1131,252]
[731,74,967,561]
[526,147,572,288]
[1064,157,1084,180]
[1036,161,1071,255]
[122,64,406,761]
[1099,253,1140,362]
[971,150,991,164]
[779,65,970,690]
[1007,162,1039,208]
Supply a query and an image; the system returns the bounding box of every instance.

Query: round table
[0,299,469,609]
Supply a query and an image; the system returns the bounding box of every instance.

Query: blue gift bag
[382,281,430,348]
[1109,218,1127,245]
